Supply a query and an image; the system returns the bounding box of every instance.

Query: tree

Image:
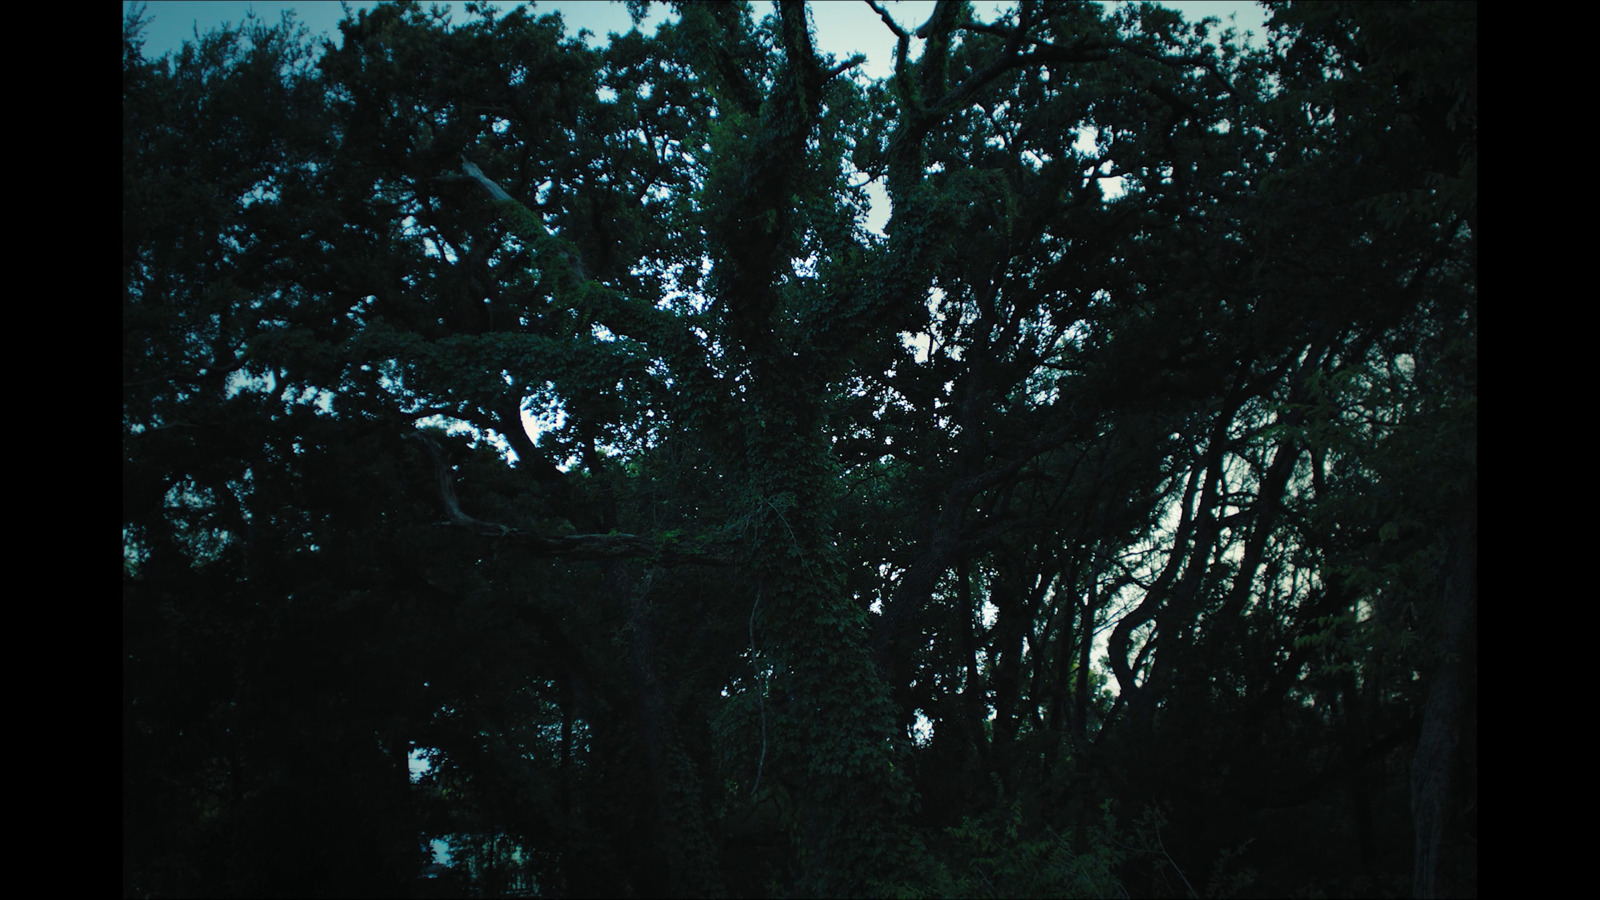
[125,2,1475,896]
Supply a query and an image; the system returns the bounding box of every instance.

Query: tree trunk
[1410,506,1477,898]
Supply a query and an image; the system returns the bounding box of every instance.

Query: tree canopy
[123,1,1476,896]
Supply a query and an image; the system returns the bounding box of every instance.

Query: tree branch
[402,429,729,565]
[864,0,908,41]
[458,154,589,283]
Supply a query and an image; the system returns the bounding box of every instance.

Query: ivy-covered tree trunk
[684,3,911,891]
[742,376,909,894]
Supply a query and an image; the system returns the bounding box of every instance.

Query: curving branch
[864,0,909,41]
[403,430,512,536]
[402,429,729,565]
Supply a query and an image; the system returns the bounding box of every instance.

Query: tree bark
[1411,504,1477,898]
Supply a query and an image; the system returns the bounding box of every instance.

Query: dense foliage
[123,1,1476,896]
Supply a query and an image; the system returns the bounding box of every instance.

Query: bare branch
[863,0,909,40]
[458,155,515,204]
